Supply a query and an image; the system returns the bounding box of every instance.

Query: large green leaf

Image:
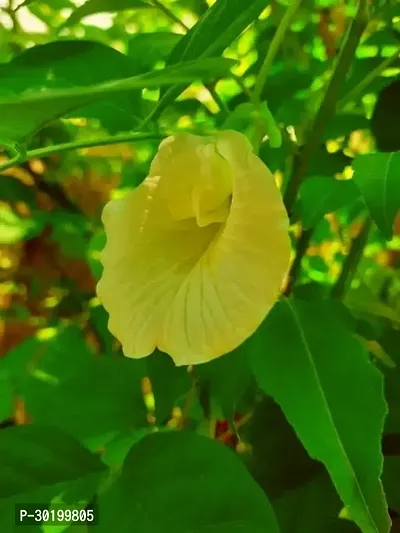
[298,177,361,229]
[5,326,147,441]
[95,431,280,532]
[1,40,143,133]
[248,297,390,533]
[63,0,152,27]
[0,57,234,144]
[22,355,147,442]
[156,0,266,115]
[352,151,400,240]
[0,424,106,499]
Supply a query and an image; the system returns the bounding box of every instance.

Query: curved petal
[97,131,291,366]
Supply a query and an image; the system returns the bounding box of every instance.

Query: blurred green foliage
[0,0,399,532]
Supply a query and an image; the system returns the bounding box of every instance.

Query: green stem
[283,0,369,216]
[151,0,189,32]
[332,217,373,299]
[252,0,303,103]
[284,228,313,295]
[205,83,230,118]
[338,47,400,110]
[0,132,165,173]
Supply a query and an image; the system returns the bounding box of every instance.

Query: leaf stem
[338,47,400,110]
[331,216,373,299]
[283,0,369,216]
[0,131,165,172]
[252,0,303,103]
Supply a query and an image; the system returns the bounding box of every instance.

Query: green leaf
[352,151,400,240]
[242,395,322,499]
[2,40,143,133]
[248,297,390,533]
[0,176,36,206]
[95,432,280,532]
[127,32,181,74]
[63,0,152,27]
[371,80,400,153]
[323,113,370,141]
[274,470,359,533]
[196,348,253,421]
[22,356,147,442]
[146,350,190,423]
[0,424,106,499]
[156,0,266,115]
[0,57,235,143]
[13,327,146,441]
[167,0,265,65]
[298,177,361,229]
[0,371,13,423]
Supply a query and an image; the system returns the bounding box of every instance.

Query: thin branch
[331,216,373,299]
[252,0,303,103]
[284,228,314,295]
[283,0,369,216]
[0,131,165,173]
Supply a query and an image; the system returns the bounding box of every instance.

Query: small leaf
[0,57,235,143]
[298,177,360,229]
[95,432,280,533]
[248,297,390,533]
[353,151,400,240]
[63,0,152,27]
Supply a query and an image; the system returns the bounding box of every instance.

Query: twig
[284,228,313,295]
[331,216,373,299]
[0,131,165,173]
[253,0,303,103]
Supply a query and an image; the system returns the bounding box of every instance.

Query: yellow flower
[97,130,290,366]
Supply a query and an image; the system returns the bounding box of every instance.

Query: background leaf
[63,0,153,27]
[95,431,280,533]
